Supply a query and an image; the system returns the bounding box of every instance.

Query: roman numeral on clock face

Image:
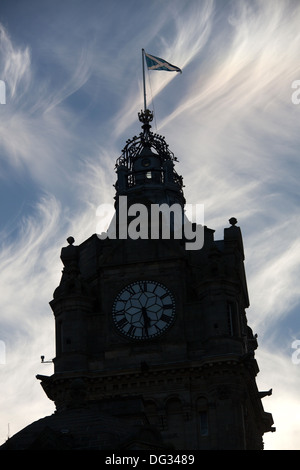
[126,286,135,295]
[127,324,136,336]
[163,304,173,309]
[160,292,169,300]
[160,313,171,323]
[116,317,127,329]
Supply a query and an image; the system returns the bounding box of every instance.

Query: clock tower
[1,109,274,450]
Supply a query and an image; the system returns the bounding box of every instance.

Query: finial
[229,217,237,226]
[138,109,153,133]
[138,109,153,124]
[138,109,153,135]
[67,236,75,245]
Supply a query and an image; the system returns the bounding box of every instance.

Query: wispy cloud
[256,348,300,450]
[0,24,31,101]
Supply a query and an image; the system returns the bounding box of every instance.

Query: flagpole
[142,48,147,112]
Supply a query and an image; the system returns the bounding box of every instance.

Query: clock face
[112,281,175,340]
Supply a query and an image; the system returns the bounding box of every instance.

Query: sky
[0,0,299,450]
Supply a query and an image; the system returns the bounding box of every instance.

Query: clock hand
[141,306,150,335]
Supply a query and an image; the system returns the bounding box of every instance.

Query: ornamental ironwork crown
[115,109,178,170]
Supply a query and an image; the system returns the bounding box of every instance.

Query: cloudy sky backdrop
[0,0,299,450]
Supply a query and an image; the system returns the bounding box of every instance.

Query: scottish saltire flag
[145,52,182,73]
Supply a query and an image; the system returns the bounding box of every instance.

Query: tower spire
[114,110,185,210]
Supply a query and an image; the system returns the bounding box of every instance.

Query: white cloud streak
[0,24,31,100]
